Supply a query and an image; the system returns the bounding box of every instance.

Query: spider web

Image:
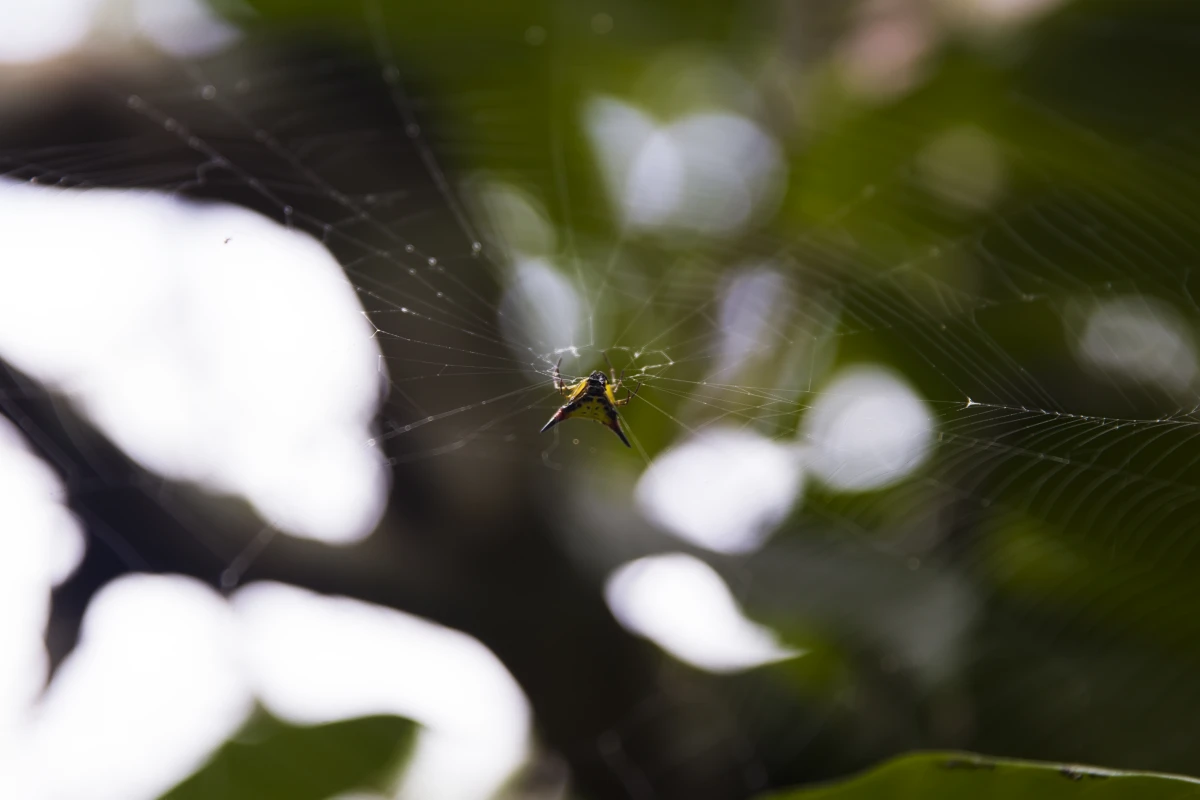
[6,0,1200,796]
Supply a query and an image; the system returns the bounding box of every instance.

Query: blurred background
[3,0,1200,798]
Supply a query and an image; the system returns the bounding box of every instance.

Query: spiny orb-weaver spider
[540,353,642,447]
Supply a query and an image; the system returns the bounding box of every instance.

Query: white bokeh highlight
[0,463,532,800]
[605,554,800,673]
[132,0,241,58]
[0,0,101,64]
[635,428,803,554]
[0,0,239,65]
[0,181,388,544]
[499,257,582,357]
[20,575,255,800]
[716,268,793,375]
[234,582,532,800]
[0,419,86,799]
[585,97,786,238]
[802,365,934,492]
[0,418,86,591]
[1073,295,1199,393]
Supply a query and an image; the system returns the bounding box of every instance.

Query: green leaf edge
[761,751,1200,799]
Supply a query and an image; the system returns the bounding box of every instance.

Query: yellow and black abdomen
[540,382,632,447]
[567,394,616,423]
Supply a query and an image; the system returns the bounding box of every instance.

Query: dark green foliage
[162,713,415,800]
[765,752,1200,799]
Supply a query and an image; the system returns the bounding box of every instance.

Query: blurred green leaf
[763,752,1200,799]
[161,713,415,800]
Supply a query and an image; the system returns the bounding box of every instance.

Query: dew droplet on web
[200,85,217,100]
[405,244,415,253]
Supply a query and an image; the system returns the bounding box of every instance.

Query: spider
[540,353,642,447]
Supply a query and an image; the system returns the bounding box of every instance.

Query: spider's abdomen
[564,396,615,423]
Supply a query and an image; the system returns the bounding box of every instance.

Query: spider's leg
[604,350,619,386]
[616,381,643,407]
[553,357,566,394]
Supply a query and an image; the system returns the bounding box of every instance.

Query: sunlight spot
[635,428,803,554]
[717,268,793,375]
[0,181,388,544]
[942,0,1067,28]
[23,575,253,800]
[0,0,241,65]
[0,418,86,591]
[802,365,934,492]
[233,582,531,800]
[499,257,581,359]
[132,0,241,58]
[624,128,686,228]
[605,554,801,673]
[468,178,557,260]
[917,126,1005,211]
[584,97,786,238]
[1072,295,1198,392]
[0,0,100,63]
[0,418,86,787]
[837,1,932,99]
